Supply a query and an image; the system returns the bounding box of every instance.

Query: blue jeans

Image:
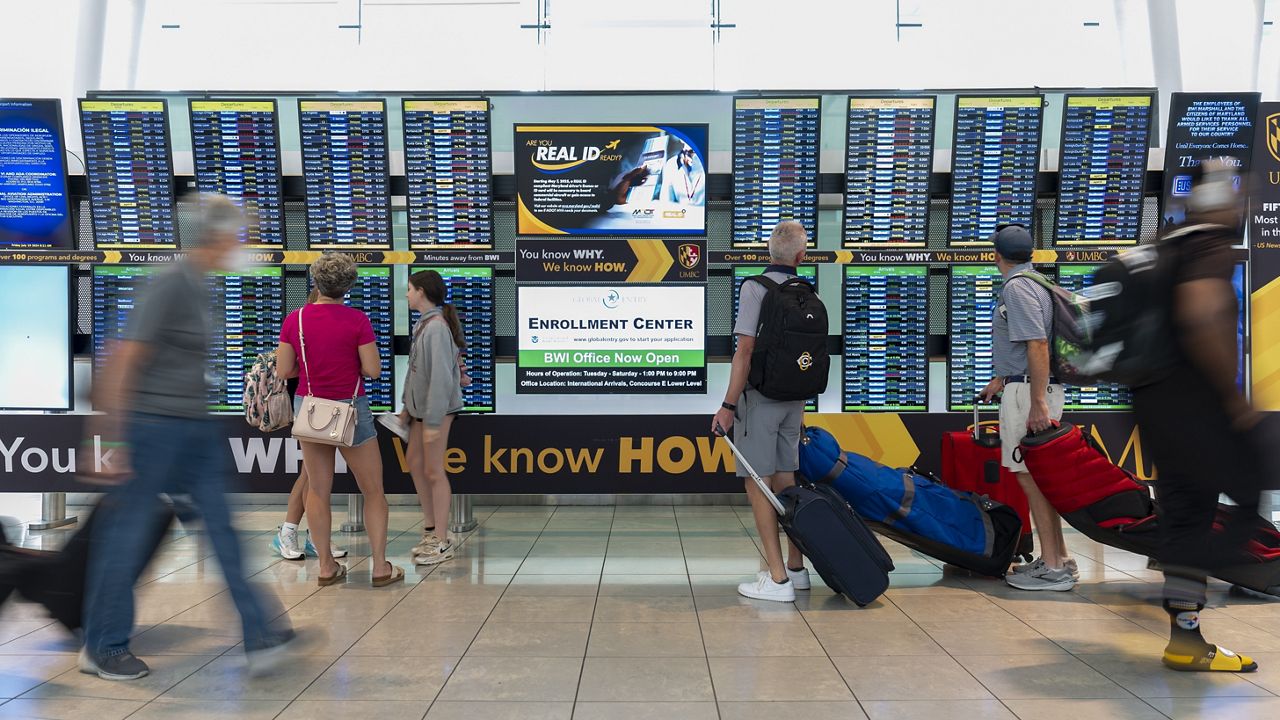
[84,413,286,657]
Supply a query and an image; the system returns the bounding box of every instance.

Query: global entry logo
[602,290,621,309]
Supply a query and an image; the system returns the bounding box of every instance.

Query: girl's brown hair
[409,270,466,349]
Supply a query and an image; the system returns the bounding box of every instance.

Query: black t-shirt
[1162,223,1239,368]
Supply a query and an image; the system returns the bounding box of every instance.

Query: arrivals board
[189,100,285,247]
[732,265,819,411]
[948,265,1002,410]
[298,99,392,249]
[403,99,493,247]
[949,96,1043,246]
[409,266,496,413]
[207,268,285,411]
[843,265,929,411]
[732,97,821,248]
[1055,264,1133,409]
[79,100,177,248]
[843,96,934,247]
[1054,94,1153,246]
[344,266,394,411]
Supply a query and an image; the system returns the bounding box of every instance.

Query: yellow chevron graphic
[802,412,919,469]
[1032,249,1059,263]
[101,251,122,264]
[281,251,321,265]
[834,250,855,264]
[1252,276,1280,410]
[382,251,416,264]
[626,240,674,283]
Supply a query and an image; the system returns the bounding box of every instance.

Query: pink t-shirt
[280,304,376,400]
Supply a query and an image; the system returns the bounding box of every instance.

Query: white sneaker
[271,526,304,561]
[1012,557,1078,579]
[1005,563,1076,592]
[787,567,811,590]
[413,538,455,566]
[376,413,410,441]
[738,571,796,602]
[412,530,441,557]
[303,532,348,559]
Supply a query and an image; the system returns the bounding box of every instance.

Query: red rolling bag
[940,404,1034,562]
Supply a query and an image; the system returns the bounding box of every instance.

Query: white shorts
[999,382,1065,472]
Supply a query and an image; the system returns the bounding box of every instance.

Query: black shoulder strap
[747,275,781,291]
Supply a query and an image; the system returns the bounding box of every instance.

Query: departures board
[843,96,934,247]
[1054,264,1133,410]
[948,264,1002,411]
[189,100,285,247]
[79,100,177,249]
[298,99,392,249]
[403,99,493,248]
[732,97,821,248]
[1054,94,1153,246]
[206,268,285,412]
[842,265,929,412]
[410,266,497,414]
[949,96,1043,246]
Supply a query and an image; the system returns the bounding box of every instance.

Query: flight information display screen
[340,266,394,410]
[403,100,493,247]
[1054,95,1153,246]
[843,96,934,247]
[79,100,177,248]
[0,98,73,249]
[207,268,285,411]
[843,265,929,411]
[733,265,819,411]
[298,100,392,249]
[948,265,1002,410]
[1055,264,1133,410]
[733,97,821,248]
[410,266,496,413]
[92,265,159,374]
[189,100,285,247]
[949,96,1042,246]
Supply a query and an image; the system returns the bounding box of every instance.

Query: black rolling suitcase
[718,429,893,606]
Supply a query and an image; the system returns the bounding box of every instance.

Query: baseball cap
[990,224,1033,262]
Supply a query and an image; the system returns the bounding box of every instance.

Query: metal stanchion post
[449,494,477,533]
[29,492,77,531]
[339,494,365,533]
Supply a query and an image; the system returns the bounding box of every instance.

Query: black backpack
[746,275,830,401]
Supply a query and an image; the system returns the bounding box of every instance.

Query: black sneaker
[80,648,149,680]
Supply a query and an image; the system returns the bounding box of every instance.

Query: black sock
[787,566,805,572]
[424,526,435,533]
[1164,599,1213,653]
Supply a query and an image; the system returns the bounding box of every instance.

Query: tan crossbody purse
[290,306,361,447]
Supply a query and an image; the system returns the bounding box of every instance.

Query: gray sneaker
[80,648,149,680]
[1011,557,1079,579]
[1006,563,1076,592]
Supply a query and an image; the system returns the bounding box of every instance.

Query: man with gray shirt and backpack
[976,224,1076,591]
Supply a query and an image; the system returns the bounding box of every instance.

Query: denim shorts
[293,394,378,447]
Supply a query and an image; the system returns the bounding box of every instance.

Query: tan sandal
[372,562,404,587]
[317,563,347,587]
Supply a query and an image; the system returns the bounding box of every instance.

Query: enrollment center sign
[515,124,709,236]
[517,285,706,394]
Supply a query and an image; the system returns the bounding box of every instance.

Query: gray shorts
[733,389,804,478]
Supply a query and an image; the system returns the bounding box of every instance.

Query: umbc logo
[678,243,701,270]
[796,351,814,371]
[1268,113,1280,164]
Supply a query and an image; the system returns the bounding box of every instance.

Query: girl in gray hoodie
[400,270,466,565]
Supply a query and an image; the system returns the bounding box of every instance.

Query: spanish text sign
[517,285,706,394]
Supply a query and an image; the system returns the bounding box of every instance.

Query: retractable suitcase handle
[714,424,786,516]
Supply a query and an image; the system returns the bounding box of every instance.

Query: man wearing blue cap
[977,224,1075,591]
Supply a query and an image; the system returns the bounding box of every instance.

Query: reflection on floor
[3,504,1280,720]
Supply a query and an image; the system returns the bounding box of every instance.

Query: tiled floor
[3,504,1280,719]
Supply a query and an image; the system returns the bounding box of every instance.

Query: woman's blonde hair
[310,253,357,299]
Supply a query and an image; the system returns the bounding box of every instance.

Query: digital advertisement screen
[189,100,285,247]
[733,97,821,247]
[1161,92,1260,231]
[308,265,395,410]
[404,100,493,247]
[298,100,392,249]
[1055,264,1134,410]
[843,265,929,412]
[1235,262,1246,391]
[517,285,706,394]
[92,265,160,375]
[949,96,1043,246]
[0,99,73,249]
[410,266,496,413]
[514,124,708,236]
[843,96,934,247]
[79,100,177,248]
[948,264,1001,410]
[733,265,818,411]
[0,265,71,410]
[1054,94,1153,246]
[207,268,285,412]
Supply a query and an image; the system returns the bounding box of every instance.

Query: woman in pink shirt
[276,253,402,587]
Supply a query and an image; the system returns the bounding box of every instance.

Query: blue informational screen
[0,99,73,249]
[0,265,71,410]
[1234,262,1246,391]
